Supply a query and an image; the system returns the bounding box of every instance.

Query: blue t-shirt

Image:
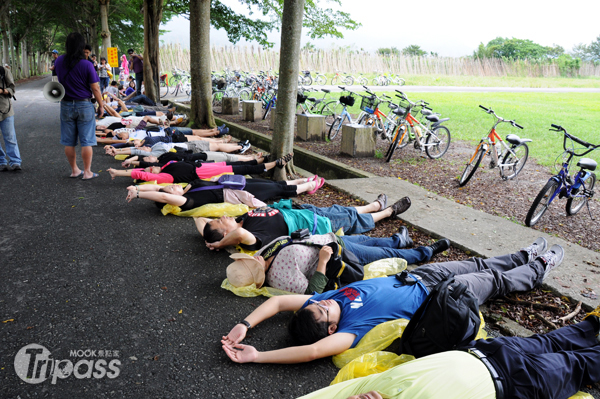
[125,87,135,96]
[304,276,428,347]
[55,55,100,100]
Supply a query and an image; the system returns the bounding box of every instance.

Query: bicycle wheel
[395,123,411,149]
[238,89,252,101]
[331,76,339,85]
[305,76,313,85]
[371,78,379,86]
[566,173,596,216]
[212,91,224,114]
[458,144,486,187]
[499,143,529,180]
[358,77,368,85]
[328,117,343,140]
[358,113,376,127]
[159,81,169,98]
[385,126,406,163]
[168,76,177,92]
[344,76,354,86]
[315,75,327,85]
[525,179,560,226]
[425,125,451,159]
[319,101,339,127]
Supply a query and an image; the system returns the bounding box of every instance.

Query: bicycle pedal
[489,161,497,169]
[558,187,568,199]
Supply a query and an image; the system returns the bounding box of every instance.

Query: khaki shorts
[185,141,211,153]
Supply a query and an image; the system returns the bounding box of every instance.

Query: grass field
[308,90,600,169]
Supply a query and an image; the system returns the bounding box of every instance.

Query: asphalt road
[0,76,337,398]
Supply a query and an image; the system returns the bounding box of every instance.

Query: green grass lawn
[309,90,600,169]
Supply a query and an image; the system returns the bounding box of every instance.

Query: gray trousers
[411,252,545,303]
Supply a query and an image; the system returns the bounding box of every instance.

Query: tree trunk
[0,17,9,65]
[99,0,111,59]
[189,0,216,129]
[271,0,305,180]
[143,0,163,103]
[21,38,29,78]
[3,13,16,72]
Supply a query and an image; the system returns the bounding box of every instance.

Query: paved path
[307,84,600,93]
[0,75,336,398]
[327,177,600,309]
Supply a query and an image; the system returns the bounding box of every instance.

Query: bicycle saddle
[425,114,440,123]
[421,109,433,116]
[389,103,398,109]
[577,158,597,171]
[506,134,532,145]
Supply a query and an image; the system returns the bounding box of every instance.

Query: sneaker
[395,226,413,248]
[427,239,450,256]
[239,141,251,154]
[11,164,22,171]
[389,197,411,218]
[375,194,388,211]
[537,244,564,280]
[0,164,10,172]
[521,237,547,263]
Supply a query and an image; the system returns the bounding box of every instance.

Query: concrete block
[340,124,376,157]
[242,101,263,122]
[296,114,325,141]
[222,97,239,115]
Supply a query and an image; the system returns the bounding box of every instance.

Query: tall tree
[99,0,111,59]
[189,0,216,129]
[143,0,163,103]
[271,0,305,181]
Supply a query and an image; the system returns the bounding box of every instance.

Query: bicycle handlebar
[513,122,524,130]
[550,124,598,150]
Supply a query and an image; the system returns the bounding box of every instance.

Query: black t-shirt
[180,180,224,211]
[51,59,57,76]
[236,208,288,251]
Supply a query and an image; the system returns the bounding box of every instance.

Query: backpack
[397,273,481,358]
[258,232,365,292]
[187,175,246,192]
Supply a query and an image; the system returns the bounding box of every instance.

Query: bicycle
[296,88,337,126]
[356,87,407,141]
[331,71,354,86]
[524,124,599,227]
[298,70,313,86]
[385,91,451,162]
[159,72,170,98]
[313,72,327,86]
[327,89,363,140]
[458,106,529,186]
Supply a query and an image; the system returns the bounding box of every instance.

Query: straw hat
[226,253,265,288]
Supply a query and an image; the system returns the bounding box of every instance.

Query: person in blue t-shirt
[221,238,564,365]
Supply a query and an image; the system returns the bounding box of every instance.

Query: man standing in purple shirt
[128,48,144,96]
[55,32,104,180]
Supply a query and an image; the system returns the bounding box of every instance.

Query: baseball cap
[51,49,58,54]
[226,253,265,288]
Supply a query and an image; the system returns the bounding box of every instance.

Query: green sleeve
[305,271,328,294]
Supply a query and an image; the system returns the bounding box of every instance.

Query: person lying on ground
[97,124,229,145]
[104,138,246,157]
[107,153,293,184]
[196,193,411,252]
[119,149,261,168]
[221,239,564,365]
[124,175,322,210]
[226,230,450,294]
[299,310,600,399]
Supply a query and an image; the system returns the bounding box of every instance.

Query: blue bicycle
[525,124,599,227]
[327,87,371,140]
[262,89,277,120]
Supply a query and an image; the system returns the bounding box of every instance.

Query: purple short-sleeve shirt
[55,55,100,100]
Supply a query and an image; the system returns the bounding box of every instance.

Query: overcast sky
[160,0,600,57]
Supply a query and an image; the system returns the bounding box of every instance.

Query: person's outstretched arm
[204,227,256,250]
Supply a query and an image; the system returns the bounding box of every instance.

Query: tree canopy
[573,35,600,62]
[473,37,565,60]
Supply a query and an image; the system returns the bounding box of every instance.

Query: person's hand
[221,343,258,364]
[222,323,248,346]
[126,186,137,202]
[319,246,333,263]
[205,241,221,251]
[121,159,132,167]
[107,168,117,180]
[97,105,104,118]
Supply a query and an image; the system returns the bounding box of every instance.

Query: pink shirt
[265,233,337,294]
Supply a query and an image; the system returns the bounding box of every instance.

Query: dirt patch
[220,112,600,253]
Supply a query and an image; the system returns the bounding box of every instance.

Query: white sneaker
[537,244,564,280]
[521,237,547,263]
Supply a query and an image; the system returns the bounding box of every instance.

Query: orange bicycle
[458,106,530,186]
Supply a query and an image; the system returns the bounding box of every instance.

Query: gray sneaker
[521,237,547,263]
[0,164,11,171]
[538,244,564,280]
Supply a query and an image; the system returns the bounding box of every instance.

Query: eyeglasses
[309,299,329,325]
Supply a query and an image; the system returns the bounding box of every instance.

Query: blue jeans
[126,94,155,106]
[300,204,375,235]
[60,101,97,147]
[100,77,110,93]
[341,235,432,265]
[0,116,21,166]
